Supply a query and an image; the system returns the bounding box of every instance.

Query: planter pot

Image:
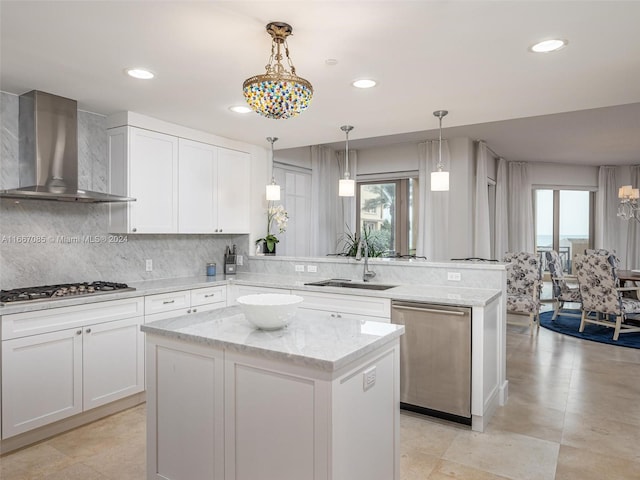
[263,241,276,256]
[256,241,276,256]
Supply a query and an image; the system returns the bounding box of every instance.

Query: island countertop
[141,305,404,372]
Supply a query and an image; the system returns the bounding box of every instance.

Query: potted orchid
[256,202,289,255]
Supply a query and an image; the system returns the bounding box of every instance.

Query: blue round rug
[539,310,640,349]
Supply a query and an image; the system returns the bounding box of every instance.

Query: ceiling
[2,1,640,166]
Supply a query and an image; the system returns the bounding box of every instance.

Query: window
[534,188,594,273]
[356,178,417,257]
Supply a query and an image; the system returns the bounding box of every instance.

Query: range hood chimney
[0,90,135,203]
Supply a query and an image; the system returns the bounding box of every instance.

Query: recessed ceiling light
[352,79,377,89]
[530,39,568,53]
[126,68,155,79]
[325,58,338,66]
[229,105,252,114]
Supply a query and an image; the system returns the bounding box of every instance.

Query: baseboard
[0,392,146,455]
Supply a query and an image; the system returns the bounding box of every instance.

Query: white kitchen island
[142,305,405,480]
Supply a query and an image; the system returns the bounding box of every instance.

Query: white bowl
[236,294,304,330]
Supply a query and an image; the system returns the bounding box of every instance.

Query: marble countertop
[142,305,404,372]
[0,272,501,315]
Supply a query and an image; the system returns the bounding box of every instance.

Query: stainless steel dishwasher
[391,300,472,425]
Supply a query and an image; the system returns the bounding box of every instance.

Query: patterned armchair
[573,254,640,341]
[503,252,542,332]
[545,250,582,319]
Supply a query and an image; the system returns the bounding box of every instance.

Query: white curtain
[625,165,640,268]
[473,142,491,258]
[494,158,509,260]
[310,145,343,256]
[417,140,450,261]
[596,166,619,252]
[336,149,358,236]
[507,162,534,253]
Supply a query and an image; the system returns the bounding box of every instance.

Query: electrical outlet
[363,366,376,391]
[295,264,305,272]
[307,265,318,273]
[447,272,461,281]
[145,259,153,272]
[237,255,243,266]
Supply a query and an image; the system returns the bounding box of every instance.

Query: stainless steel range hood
[0,90,135,203]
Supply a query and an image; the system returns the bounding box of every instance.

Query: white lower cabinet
[1,299,145,439]
[146,334,400,480]
[226,284,290,306]
[144,286,227,323]
[291,289,391,323]
[2,328,83,437]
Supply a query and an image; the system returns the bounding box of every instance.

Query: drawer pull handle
[192,308,197,313]
[86,328,92,334]
[187,309,192,314]
[76,330,82,335]
[204,294,215,298]
[162,300,175,305]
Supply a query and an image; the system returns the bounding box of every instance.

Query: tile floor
[2,320,640,479]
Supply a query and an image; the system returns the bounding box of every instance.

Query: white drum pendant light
[339,125,355,197]
[266,137,280,201]
[431,110,449,192]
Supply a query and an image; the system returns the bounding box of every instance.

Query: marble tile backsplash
[244,257,506,290]
[0,91,248,290]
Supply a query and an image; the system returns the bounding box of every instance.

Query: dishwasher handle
[392,304,465,316]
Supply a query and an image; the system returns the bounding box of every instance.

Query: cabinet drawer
[292,290,390,319]
[144,290,191,315]
[191,286,226,307]
[1,297,144,340]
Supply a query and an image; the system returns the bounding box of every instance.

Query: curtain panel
[596,166,620,253]
[507,162,534,253]
[310,145,343,256]
[625,165,640,269]
[417,140,450,261]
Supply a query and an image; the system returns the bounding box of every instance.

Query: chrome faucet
[355,236,376,282]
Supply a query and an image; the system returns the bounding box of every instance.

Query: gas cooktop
[0,281,135,305]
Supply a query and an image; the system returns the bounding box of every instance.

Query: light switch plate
[145,259,153,272]
[363,366,376,391]
[295,264,305,272]
[237,255,243,266]
[307,265,318,273]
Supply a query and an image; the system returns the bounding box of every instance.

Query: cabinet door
[178,139,217,233]
[129,127,179,233]
[83,317,145,410]
[216,148,250,233]
[148,337,224,480]
[2,329,82,438]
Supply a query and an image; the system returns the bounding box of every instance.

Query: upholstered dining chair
[545,250,582,319]
[573,254,640,341]
[503,252,542,333]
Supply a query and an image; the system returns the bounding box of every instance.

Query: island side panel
[146,335,224,480]
[332,341,400,480]
[223,351,330,480]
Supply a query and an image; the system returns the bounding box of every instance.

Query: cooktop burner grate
[0,281,135,305]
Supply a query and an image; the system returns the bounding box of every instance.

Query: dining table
[618,270,640,300]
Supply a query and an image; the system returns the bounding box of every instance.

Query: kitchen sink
[304,279,397,291]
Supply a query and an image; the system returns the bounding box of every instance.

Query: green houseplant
[256,202,289,254]
[338,225,384,258]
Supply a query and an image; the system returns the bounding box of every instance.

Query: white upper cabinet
[108,123,251,235]
[178,139,218,233]
[217,147,250,234]
[109,127,179,233]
